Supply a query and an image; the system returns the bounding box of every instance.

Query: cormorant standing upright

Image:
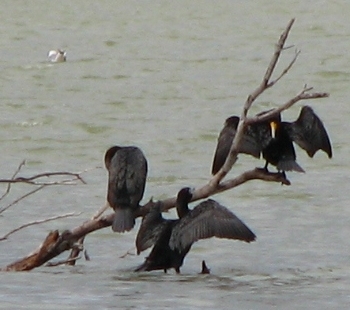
[104,146,148,232]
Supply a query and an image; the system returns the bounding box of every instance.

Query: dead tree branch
[66,203,109,266]
[247,86,329,125]
[0,160,26,201]
[0,185,46,215]
[0,171,87,185]
[210,19,297,185]
[0,164,95,215]
[0,19,329,272]
[0,168,289,271]
[0,212,80,241]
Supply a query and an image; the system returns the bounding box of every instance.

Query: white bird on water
[47,49,66,63]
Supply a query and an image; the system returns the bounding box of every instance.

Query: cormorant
[104,146,148,233]
[211,106,332,175]
[135,187,256,273]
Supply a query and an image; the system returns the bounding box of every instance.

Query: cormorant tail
[112,208,135,232]
[277,159,305,173]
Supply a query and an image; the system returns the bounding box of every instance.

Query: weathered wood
[0,18,330,271]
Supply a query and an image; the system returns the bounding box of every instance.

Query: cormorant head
[104,146,122,170]
[176,187,194,218]
[177,187,194,204]
[225,116,240,129]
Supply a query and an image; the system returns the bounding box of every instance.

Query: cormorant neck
[175,187,193,219]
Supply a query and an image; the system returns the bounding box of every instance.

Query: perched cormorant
[104,146,148,233]
[135,187,256,273]
[47,49,66,63]
[211,106,332,175]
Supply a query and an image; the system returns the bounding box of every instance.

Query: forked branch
[1,19,329,272]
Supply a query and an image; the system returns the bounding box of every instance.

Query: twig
[0,19,330,272]
[0,160,26,201]
[0,185,47,215]
[268,49,300,88]
[66,202,109,266]
[0,167,291,271]
[247,86,330,125]
[211,18,297,185]
[262,18,296,90]
[0,212,80,241]
[0,166,96,215]
[0,171,87,185]
[46,256,81,267]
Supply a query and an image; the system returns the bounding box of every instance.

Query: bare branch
[212,18,297,185]
[0,171,87,185]
[0,212,80,241]
[0,166,95,215]
[247,87,330,125]
[267,49,301,88]
[0,160,26,201]
[0,19,330,272]
[245,18,296,114]
[2,230,73,271]
[0,185,47,215]
[151,168,290,213]
[46,256,81,267]
[262,18,296,89]
[66,202,109,266]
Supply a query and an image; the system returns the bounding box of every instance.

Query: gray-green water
[0,1,349,309]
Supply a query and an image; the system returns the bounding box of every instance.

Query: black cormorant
[211,106,332,175]
[104,146,148,233]
[135,187,256,273]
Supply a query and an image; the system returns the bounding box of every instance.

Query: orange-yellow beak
[270,121,278,139]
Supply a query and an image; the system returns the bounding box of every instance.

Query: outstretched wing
[135,203,169,254]
[211,116,261,175]
[169,199,256,251]
[285,106,332,158]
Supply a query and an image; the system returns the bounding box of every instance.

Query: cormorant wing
[135,203,169,254]
[212,116,261,175]
[124,148,148,206]
[169,199,256,251]
[284,106,332,158]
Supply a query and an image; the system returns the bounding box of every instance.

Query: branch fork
[1,18,329,271]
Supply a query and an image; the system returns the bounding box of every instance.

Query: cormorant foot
[200,260,210,274]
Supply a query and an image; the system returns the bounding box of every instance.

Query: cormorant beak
[270,121,278,139]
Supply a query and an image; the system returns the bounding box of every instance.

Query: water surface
[0,1,349,309]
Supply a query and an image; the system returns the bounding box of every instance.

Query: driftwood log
[1,18,329,271]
